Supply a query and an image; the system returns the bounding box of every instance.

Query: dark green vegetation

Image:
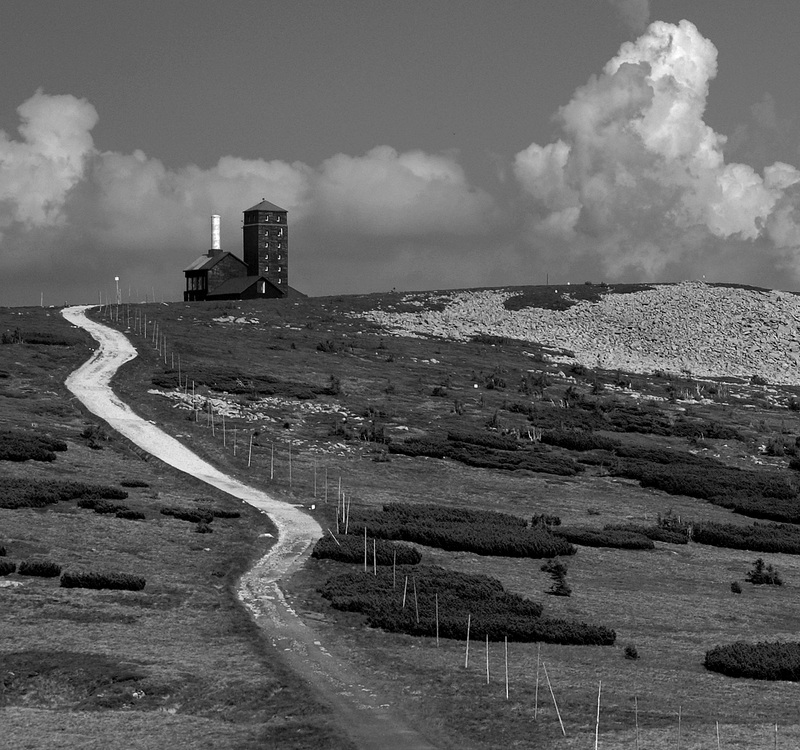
[320,565,615,644]
[60,570,146,591]
[347,503,576,558]
[0,477,128,509]
[705,641,800,680]
[311,534,422,565]
[0,428,67,461]
[9,282,800,747]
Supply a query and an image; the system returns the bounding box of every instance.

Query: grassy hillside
[6,283,800,748]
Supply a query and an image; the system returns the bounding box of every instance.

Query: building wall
[208,254,248,293]
[242,210,288,296]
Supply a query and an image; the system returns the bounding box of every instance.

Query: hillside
[5,281,800,749]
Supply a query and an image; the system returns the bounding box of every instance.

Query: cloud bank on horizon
[1,16,800,304]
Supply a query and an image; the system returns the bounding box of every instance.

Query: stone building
[183,201,296,301]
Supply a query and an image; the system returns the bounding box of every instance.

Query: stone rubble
[359,281,800,385]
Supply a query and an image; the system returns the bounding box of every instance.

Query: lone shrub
[116,509,145,521]
[624,644,640,660]
[195,522,213,534]
[731,581,742,594]
[0,545,5,556]
[0,560,16,576]
[120,479,149,488]
[541,558,571,596]
[746,558,783,585]
[210,508,241,519]
[161,507,214,524]
[60,570,146,591]
[78,498,127,515]
[18,559,61,578]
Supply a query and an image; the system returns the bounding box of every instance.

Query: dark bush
[0,545,5,556]
[540,430,620,452]
[60,570,146,591]
[312,534,422,565]
[319,565,615,645]
[160,507,214,524]
[116,509,145,521]
[0,560,16,576]
[18,559,61,577]
[78,498,127,515]
[531,513,561,528]
[746,558,782,585]
[120,479,149,488]
[705,641,800,680]
[210,508,241,519]
[0,429,68,462]
[447,429,518,451]
[348,504,574,559]
[604,523,689,544]
[731,581,742,594]
[624,645,640,660]
[553,527,654,550]
[693,521,800,554]
[541,558,571,597]
[195,522,213,534]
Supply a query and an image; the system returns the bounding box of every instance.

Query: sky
[2,0,800,306]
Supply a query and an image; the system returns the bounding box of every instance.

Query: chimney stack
[209,214,221,256]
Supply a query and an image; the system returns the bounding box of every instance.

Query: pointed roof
[244,199,287,213]
[206,275,284,298]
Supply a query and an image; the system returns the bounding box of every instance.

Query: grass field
[6,286,800,748]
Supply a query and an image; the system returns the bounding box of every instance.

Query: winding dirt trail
[61,306,441,750]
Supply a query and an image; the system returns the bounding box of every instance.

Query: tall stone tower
[242,199,288,296]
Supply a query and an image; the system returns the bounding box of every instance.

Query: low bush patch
[78,498,128,515]
[553,527,654,550]
[0,429,67,462]
[115,509,145,521]
[160,507,214,524]
[0,478,128,510]
[18,559,61,577]
[604,523,689,544]
[0,560,16,575]
[348,504,574,559]
[320,565,615,645]
[705,641,800,680]
[120,479,149,488]
[312,534,422,565]
[692,521,800,554]
[60,570,146,591]
[210,508,241,519]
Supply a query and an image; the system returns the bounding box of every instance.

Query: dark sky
[1,0,800,306]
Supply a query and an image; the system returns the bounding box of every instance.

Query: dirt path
[61,306,442,750]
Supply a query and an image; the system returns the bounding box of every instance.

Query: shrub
[624,644,640,660]
[312,534,422,565]
[210,508,241,519]
[116,509,145,521]
[319,565,615,645]
[746,558,783,585]
[540,430,621,452]
[604,523,689,544]
[531,514,561,529]
[541,558,571,597]
[120,479,149,488]
[692,521,800,554]
[731,581,742,594]
[0,429,68,462]
[78,498,127,515]
[705,641,800,680]
[0,545,5,556]
[18,559,61,577]
[195,522,213,534]
[0,559,16,576]
[60,570,146,591]
[160,507,214,524]
[553,527,654,550]
[447,429,518,451]
[348,504,574,559]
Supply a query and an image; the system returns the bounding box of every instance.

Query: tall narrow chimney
[210,214,221,256]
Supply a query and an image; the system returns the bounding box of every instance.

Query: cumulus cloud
[514,19,800,282]
[608,0,650,35]
[0,91,496,304]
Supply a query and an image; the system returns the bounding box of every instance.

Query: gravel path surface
[61,306,441,750]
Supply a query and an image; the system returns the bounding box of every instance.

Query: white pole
[464,614,471,669]
[635,696,640,750]
[542,662,566,737]
[233,428,237,456]
[504,636,509,700]
[248,432,253,467]
[314,459,317,497]
[364,526,368,573]
[485,634,490,684]
[402,576,408,609]
[270,442,274,479]
[715,720,720,750]
[594,681,601,750]
[373,539,377,576]
[435,593,439,647]
[534,643,540,721]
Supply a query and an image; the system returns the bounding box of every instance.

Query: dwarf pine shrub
[116,509,145,521]
[18,559,61,577]
[60,570,146,591]
[0,560,16,576]
[746,558,783,585]
[161,507,214,524]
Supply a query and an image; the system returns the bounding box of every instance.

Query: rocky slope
[361,281,800,385]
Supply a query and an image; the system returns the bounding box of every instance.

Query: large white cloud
[514,20,800,280]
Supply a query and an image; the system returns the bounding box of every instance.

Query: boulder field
[361,281,800,385]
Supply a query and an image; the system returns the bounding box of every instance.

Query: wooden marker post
[288,442,292,488]
[222,414,226,447]
[270,442,274,479]
[325,468,328,503]
[485,635,490,684]
[715,721,720,750]
[435,593,439,647]
[594,681,601,750]
[677,705,682,750]
[504,636,509,700]
[364,527,368,573]
[233,428,237,456]
[413,576,419,623]
[247,432,253,467]
[392,549,397,589]
[402,576,408,609]
[635,696,640,750]
[542,662,566,737]
[534,644,541,720]
[373,539,377,576]
[313,459,317,498]
[464,614,471,669]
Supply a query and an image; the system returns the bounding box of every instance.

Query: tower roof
[244,199,287,213]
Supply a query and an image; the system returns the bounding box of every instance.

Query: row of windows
[245,213,285,224]
[186,275,208,291]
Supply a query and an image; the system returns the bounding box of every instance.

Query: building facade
[242,200,289,296]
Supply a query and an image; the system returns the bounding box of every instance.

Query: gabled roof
[244,199,287,213]
[206,275,283,298]
[183,252,246,273]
